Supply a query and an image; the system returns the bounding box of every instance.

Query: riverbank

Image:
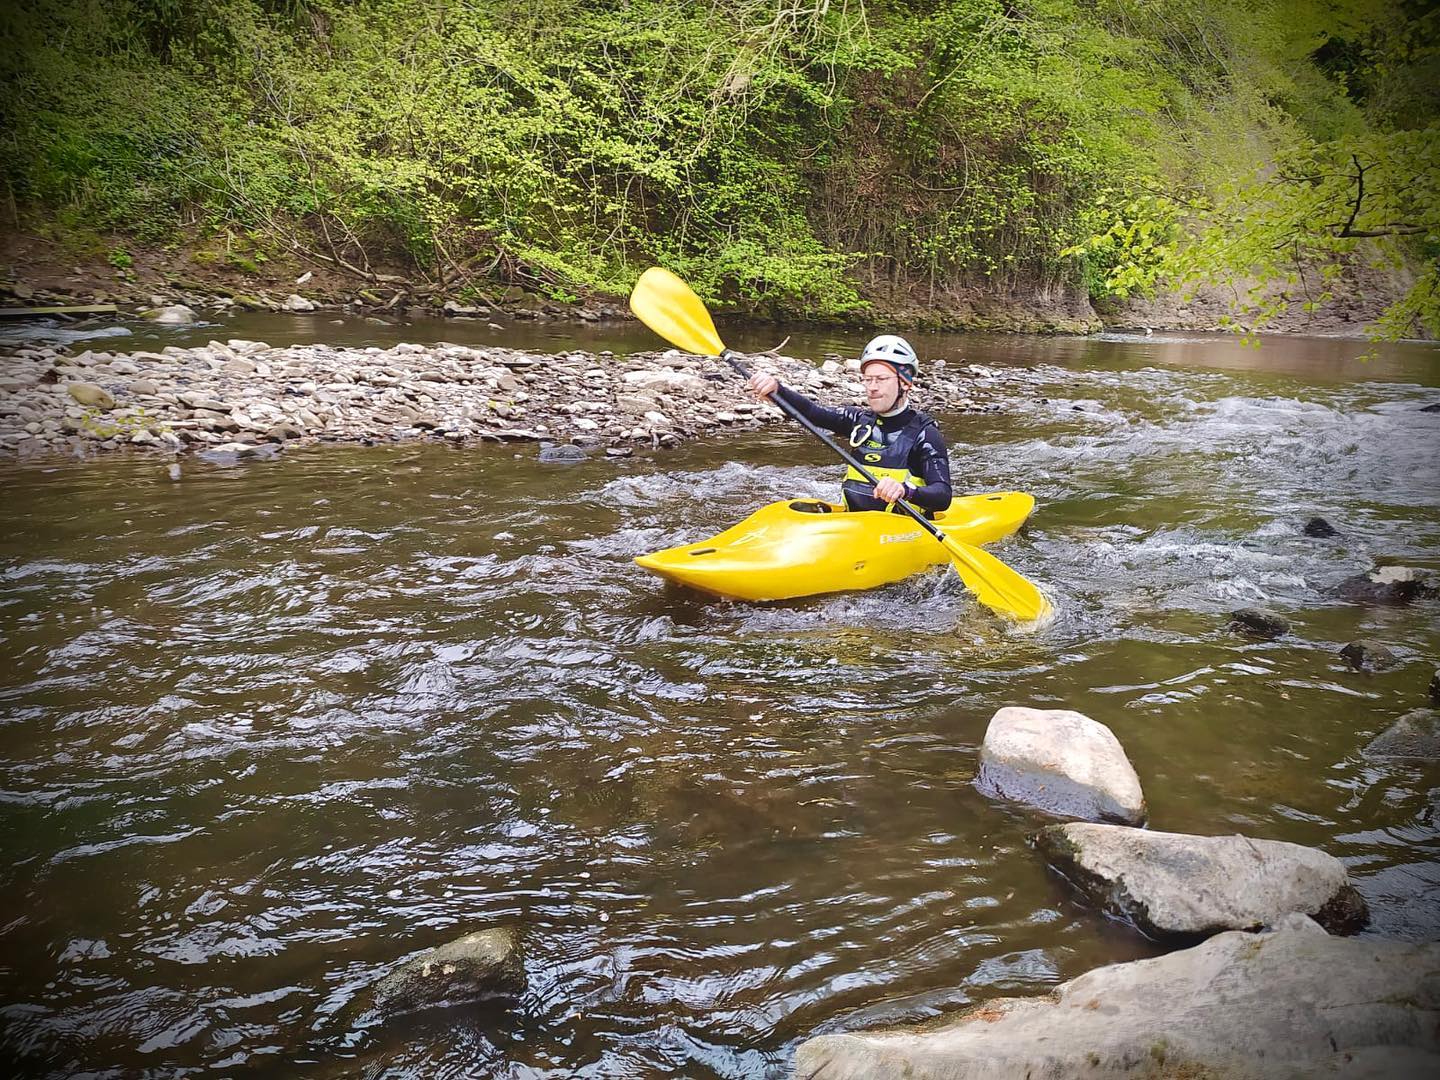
[0,335,1018,462]
[1,229,1414,340]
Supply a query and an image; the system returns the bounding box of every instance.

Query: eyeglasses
[861,375,897,387]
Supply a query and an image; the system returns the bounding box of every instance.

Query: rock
[167,463,182,481]
[1431,668,1440,704]
[1363,709,1440,760]
[128,379,160,396]
[1340,639,1399,672]
[538,444,587,463]
[1421,402,1440,413]
[976,707,1146,825]
[1302,516,1340,537]
[1334,565,1439,604]
[795,915,1440,1080]
[146,304,197,324]
[284,294,316,312]
[197,441,276,462]
[372,927,525,1017]
[616,393,659,416]
[621,369,708,396]
[66,383,115,410]
[179,392,230,411]
[266,423,305,442]
[605,445,633,457]
[1228,607,1290,639]
[1034,823,1367,939]
[295,270,313,285]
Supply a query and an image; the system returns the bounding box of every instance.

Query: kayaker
[746,335,953,516]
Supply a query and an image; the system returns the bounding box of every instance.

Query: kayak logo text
[878,531,923,545]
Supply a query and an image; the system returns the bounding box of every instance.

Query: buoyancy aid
[841,408,939,512]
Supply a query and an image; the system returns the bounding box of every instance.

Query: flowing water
[2,319,1438,1076]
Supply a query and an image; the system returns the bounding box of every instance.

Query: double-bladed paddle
[627,266,1053,624]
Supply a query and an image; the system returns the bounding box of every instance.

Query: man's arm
[772,384,865,436]
[905,427,953,511]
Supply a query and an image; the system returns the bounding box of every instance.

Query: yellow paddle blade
[628,267,726,357]
[940,534,1053,624]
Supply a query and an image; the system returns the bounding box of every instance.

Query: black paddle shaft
[722,352,946,543]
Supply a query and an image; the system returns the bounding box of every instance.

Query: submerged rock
[1334,565,1439,605]
[1229,607,1290,639]
[537,443,587,463]
[976,707,1146,825]
[197,441,279,463]
[372,927,525,1017]
[1432,667,1440,704]
[1340,639,1399,672]
[1363,709,1440,761]
[795,914,1440,1080]
[1033,822,1367,939]
[1302,516,1340,537]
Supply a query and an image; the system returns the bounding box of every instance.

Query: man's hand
[874,477,907,504]
[747,372,779,400]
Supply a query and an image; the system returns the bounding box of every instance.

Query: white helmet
[859,334,919,382]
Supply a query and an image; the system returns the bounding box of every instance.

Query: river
[2,315,1438,1075]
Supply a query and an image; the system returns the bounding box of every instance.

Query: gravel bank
[0,338,1013,461]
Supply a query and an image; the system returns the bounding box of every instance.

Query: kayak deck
[635,491,1035,602]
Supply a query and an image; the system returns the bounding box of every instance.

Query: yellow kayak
[635,491,1036,601]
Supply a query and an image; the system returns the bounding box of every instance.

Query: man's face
[861,364,901,410]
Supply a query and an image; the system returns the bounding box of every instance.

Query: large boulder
[372,927,525,1017]
[976,707,1146,825]
[795,915,1440,1080]
[1033,822,1367,939]
[1334,566,1438,605]
[1363,709,1440,761]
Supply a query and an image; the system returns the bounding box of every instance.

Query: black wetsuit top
[773,384,953,514]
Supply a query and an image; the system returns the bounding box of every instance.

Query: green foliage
[1065,0,1440,338]
[0,0,1433,332]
